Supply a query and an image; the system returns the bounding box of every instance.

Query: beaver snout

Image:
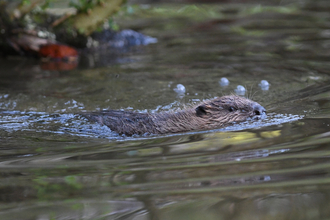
[254,104,266,115]
[252,104,266,119]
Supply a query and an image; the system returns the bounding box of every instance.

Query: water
[1,0,330,219]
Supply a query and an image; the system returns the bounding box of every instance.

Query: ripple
[0,110,303,140]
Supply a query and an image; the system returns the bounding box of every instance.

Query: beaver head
[195,95,266,126]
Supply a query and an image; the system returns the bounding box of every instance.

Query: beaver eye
[229,107,236,112]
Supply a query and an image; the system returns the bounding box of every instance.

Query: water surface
[1,0,330,219]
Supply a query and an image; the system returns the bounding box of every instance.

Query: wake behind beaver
[82,95,266,136]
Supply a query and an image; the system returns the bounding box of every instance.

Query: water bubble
[259,80,270,91]
[173,84,186,94]
[219,77,229,86]
[235,85,246,95]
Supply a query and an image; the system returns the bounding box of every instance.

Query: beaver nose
[254,104,266,116]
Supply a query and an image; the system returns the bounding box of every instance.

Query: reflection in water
[1,0,330,219]
[0,119,330,219]
[40,60,78,71]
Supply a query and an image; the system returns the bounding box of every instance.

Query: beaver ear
[195,104,210,117]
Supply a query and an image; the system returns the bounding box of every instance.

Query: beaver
[82,95,266,136]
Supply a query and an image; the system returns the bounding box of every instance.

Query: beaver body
[82,95,266,136]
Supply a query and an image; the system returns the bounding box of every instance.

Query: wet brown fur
[82,95,266,136]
